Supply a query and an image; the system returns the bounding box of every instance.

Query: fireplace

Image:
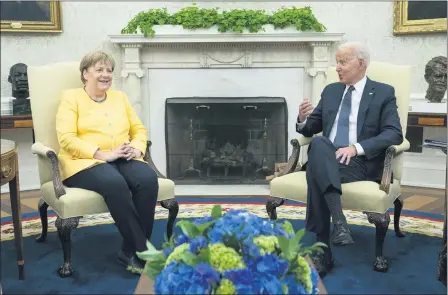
[109,29,343,192]
[165,97,287,184]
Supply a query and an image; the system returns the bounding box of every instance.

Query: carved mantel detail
[200,47,252,68]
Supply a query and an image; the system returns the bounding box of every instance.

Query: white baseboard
[175,185,270,196]
[1,155,445,193]
[0,183,40,194]
[401,180,445,189]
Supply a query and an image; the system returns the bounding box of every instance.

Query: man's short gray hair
[338,42,370,67]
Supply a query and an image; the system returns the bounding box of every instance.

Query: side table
[1,139,24,280]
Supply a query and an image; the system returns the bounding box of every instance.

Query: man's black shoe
[310,251,334,278]
[331,221,354,246]
[117,250,144,274]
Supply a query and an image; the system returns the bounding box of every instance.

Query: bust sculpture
[424,56,447,103]
[8,63,29,99]
[7,63,31,115]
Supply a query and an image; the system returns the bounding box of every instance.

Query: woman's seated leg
[115,159,159,241]
[63,162,147,271]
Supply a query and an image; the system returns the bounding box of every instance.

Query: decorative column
[120,44,144,118]
[307,42,333,106]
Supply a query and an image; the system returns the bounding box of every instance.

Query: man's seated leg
[305,135,354,243]
[305,136,368,277]
[326,187,354,246]
[331,156,367,245]
[306,175,334,277]
[304,136,346,276]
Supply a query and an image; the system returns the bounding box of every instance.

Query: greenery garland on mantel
[121,5,326,37]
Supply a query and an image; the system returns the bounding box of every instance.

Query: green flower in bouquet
[253,235,279,255]
[209,243,246,273]
[296,256,313,294]
[215,278,236,294]
[165,243,189,264]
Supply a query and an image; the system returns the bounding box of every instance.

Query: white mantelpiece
[109,28,344,187]
[109,28,344,115]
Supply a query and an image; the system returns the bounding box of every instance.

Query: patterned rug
[1,198,446,294]
[1,199,444,241]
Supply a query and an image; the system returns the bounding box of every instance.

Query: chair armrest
[31,142,56,156]
[144,140,167,179]
[31,142,66,199]
[275,135,314,177]
[379,139,410,193]
[390,139,410,154]
[297,134,314,147]
[276,139,300,177]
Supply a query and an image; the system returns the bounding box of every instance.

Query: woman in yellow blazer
[56,51,158,273]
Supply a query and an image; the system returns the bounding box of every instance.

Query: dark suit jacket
[297,77,403,182]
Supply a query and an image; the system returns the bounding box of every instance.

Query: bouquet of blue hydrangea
[137,205,325,294]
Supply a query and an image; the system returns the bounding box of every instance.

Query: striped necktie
[333,85,355,148]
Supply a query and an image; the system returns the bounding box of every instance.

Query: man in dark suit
[297,42,403,276]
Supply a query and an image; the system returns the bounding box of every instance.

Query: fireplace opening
[165,97,288,184]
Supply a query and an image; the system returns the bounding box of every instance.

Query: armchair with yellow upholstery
[268,61,412,272]
[28,62,179,278]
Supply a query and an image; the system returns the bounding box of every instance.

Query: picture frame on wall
[1,1,62,33]
[393,1,447,35]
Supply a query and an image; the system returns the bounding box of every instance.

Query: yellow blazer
[56,88,147,180]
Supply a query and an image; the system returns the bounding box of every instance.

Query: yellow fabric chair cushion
[41,178,175,219]
[270,171,400,214]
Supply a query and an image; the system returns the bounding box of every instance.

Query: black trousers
[305,136,367,235]
[63,159,159,253]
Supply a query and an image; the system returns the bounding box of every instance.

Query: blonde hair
[79,51,115,84]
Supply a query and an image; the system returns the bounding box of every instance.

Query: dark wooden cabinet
[1,115,34,142]
[1,115,33,129]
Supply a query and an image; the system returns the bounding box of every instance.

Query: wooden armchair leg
[393,196,406,237]
[266,197,285,220]
[36,199,49,243]
[366,212,391,272]
[160,198,179,239]
[55,216,80,278]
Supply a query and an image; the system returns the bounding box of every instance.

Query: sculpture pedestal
[12,98,31,115]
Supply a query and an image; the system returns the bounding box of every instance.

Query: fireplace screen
[165,97,287,184]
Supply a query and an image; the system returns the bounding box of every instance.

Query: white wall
[1,2,446,97]
[1,2,447,192]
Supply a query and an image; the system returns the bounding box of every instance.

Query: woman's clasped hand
[94,143,142,162]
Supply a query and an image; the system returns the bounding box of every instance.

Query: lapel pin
[369,92,374,95]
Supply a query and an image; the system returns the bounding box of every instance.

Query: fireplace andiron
[179,118,202,180]
[255,118,273,178]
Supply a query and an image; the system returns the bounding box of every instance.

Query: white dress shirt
[298,75,367,155]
